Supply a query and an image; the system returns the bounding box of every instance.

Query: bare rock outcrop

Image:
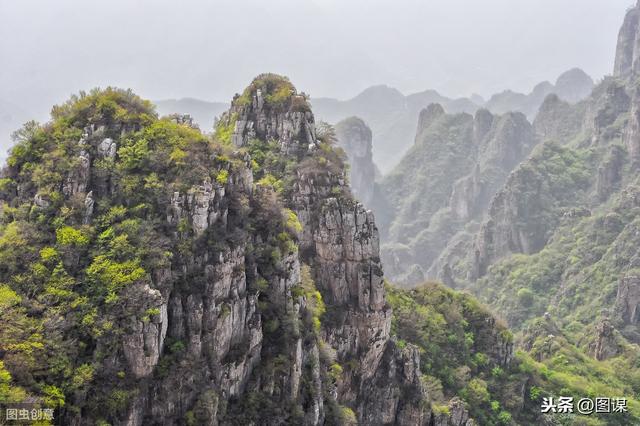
[335,117,376,206]
[616,272,640,326]
[587,317,621,361]
[614,1,640,79]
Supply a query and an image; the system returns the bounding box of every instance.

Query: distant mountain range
[484,68,594,118]
[312,86,479,172]
[154,68,594,173]
[312,68,593,172]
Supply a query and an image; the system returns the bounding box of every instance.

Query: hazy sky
[0,0,633,120]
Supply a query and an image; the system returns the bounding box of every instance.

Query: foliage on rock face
[388,282,531,425]
[0,72,368,425]
[241,124,348,201]
[214,112,237,145]
[474,81,640,423]
[388,281,640,425]
[469,176,640,424]
[515,329,640,426]
[380,112,476,240]
[415,71,640,424]
[0,89,170,416]
[233,73,309,112]
[0,87,308,421]
[5,66,638,426]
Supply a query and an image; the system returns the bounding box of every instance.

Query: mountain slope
[0,78,433,425]
[374,6,640,424]
[376,105,536,286]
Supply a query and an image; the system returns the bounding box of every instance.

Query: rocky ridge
[1,77,498,425]
[375,105,535,286]
[216,74,429,424]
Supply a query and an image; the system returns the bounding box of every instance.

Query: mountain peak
[217,74,316,154]
[352,84,405,105]
[417,103,446,130]
[614,2,640,78]
[232,73,310,112]
[554,68,594,103]
[555,67,591,85]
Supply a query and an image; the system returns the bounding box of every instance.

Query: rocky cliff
[334,117,376,207]
[376,105,536,286]
[467,74,632,283]
[381,7,640,423]
[614,1,640,79]
[0,76,445,425]
[343,7,640,423]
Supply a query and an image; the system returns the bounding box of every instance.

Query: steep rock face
[376,106,476,285]
[470,143,591,279]
[596,145,626,201]
[219,76,316,157]
[467,77,633,281]
[450,111,534,222]
[381,106,475,244]
[614,1,640,78]
[431,398,475,426]
[471,108,494,144]
[624,81,640,166]
[222,75,430,424]
[613,3,640,167]
[334,117,376,206]
[533,94,586,144]
[587,318,621,361]
[0,81,440,426]
[616,272,640,328]
[471,180,543,279]
[91,128,279,425]
[417,103,446,130]
[586,79,631,145]
[288,135,428,424]
[357,343,427,425]
[376,106,535,286]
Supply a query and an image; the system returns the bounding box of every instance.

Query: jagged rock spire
[614,2,640,78]
[218,73,317,156]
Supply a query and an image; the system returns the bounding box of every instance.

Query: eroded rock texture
[334,117,376,207]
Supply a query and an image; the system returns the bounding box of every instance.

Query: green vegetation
[234,73,305,110]
[388,282,533,425]
[420,75,640,425]
[0,88,262,422]
[387,281,638,425]
[214,112,237,145]
[3,63,636,426]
